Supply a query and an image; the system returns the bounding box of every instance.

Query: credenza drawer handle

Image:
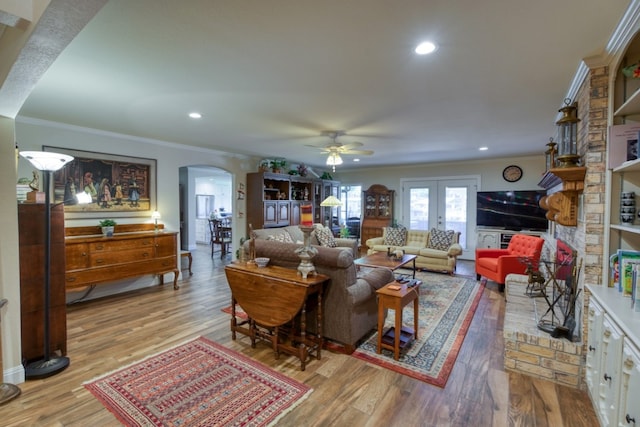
[95,259,105,264]
[142,252,150,257]
[66,277,76,282]
[95,244,104,250]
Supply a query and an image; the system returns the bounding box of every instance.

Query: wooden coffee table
[354,252,417,278]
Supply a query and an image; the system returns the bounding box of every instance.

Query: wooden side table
[224,262,329,370]
[376,281,421,360]
[180,250,193,275]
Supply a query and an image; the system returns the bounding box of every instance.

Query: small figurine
[28,170,39,192]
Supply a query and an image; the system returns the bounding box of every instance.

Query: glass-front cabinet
[361,184,395,246]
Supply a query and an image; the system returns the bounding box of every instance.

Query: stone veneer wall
[504,274,585,388]
[509,64,609,388]
[560,65,608,357]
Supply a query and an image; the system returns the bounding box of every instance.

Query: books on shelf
[618,249,640,296]
[611,250,640,311]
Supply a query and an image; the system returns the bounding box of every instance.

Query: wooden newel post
[0,299,21,405]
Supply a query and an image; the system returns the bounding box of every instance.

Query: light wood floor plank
[1,248,598,426]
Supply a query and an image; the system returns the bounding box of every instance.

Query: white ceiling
[5,0,634,171]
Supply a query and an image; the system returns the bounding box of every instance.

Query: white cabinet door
[598,314,624,426]
[587,299,604,400]
[618,338,640,427]
[477,230,500,249]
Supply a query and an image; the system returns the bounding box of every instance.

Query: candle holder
[296,225,318,279]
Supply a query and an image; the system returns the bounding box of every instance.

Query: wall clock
[502,165,523,182]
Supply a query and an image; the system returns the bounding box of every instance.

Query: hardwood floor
[2,247,598,426]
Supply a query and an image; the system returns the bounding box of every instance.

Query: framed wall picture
[43,146,157,219]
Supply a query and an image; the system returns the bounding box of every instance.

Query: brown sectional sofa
[241,225,393,353]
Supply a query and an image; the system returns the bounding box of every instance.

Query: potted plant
[270,159,287,174]
[99,219,117,237]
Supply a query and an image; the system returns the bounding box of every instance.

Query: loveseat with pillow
[250,224,358,258]
[366,227,463,274]
[241,225,394,353]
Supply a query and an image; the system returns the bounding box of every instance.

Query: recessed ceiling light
[353,158,360,162]
[189,112,202,119]
[479,146,488,151]
[415,41,437,55]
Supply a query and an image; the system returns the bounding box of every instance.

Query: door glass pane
[409,188,429,230]
[339,185,361,238]
[444,186,467,248]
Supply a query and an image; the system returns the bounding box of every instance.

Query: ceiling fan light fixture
[326,152,343,172]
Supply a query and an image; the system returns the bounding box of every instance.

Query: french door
[401,178,478,259]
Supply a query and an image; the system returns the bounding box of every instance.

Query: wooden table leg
[377,296,385,354]
[317,289,323,360]
[299,298,308,371]
[394,301,401,360]
[231,296,238,340]
[173,269,179,290]
[413,292,419,340]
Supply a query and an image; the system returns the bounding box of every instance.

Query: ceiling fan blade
[344,149,374,156]
[339,142,364,150]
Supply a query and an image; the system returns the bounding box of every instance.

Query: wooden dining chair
[209,219,232,258]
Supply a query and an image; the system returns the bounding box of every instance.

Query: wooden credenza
[65,224,179,291]
[18,203,67,362]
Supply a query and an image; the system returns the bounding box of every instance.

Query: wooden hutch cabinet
[18,203,67,362]
[361,184,395,245]
[246,172,339,233]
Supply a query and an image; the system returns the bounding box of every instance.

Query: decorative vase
[295,226,317,279]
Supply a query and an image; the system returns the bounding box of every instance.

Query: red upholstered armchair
[475,234,544,292]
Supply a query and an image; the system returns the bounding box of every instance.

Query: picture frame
[43,146,157,219]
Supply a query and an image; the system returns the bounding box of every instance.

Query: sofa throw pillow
[384,226,407,247]
[315,226,337,247]
[266,232,294,243]
[427,228,455,251]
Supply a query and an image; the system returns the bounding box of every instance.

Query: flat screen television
[476,190,548,232]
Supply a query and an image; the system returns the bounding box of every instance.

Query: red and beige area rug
[84,336,312,426]
[353,271,484,388]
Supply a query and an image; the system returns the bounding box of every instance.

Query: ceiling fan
[308,130,374,171]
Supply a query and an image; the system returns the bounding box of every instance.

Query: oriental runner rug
[84,336,312,426]
[353,271,484,388]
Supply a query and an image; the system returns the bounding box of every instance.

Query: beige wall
[335,154,545,221]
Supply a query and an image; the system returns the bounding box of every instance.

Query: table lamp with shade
[19,151,73,379]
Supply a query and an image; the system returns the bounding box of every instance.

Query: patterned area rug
[84,336,312,426]
[221,304,248,320]
[353,270,484,388]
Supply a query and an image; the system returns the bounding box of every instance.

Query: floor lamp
[320,195,342,229]
[19,151,74,379]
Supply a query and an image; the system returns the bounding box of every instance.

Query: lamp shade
[19,151,73,172]
[151,211,162,220]
[320,195,342,207]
